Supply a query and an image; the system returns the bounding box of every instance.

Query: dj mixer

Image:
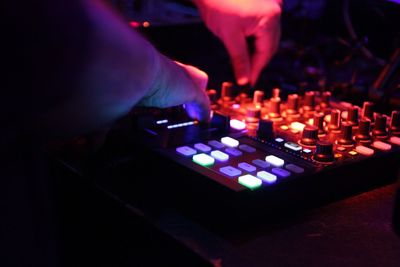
[130,82,400,224]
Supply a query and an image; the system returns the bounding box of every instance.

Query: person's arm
[16,0,209,138]
[192,0,282,86]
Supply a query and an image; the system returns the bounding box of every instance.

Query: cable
[342,0,386,66]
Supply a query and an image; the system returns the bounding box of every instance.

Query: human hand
[193,0,282,86]
[139,54,210,121]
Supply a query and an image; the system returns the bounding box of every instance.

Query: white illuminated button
[284,142,302,151]
[230,119,246,130]
[372,141,392,151]
[389,136,400,146]
[211,150,229,161]
[290,122,306,132]
[176,146,196,157]
[355,145,374,156]
[238,174,262,189]
[192,153,215,166]
[221,137,239,148]
[257,171,277,184]
[265,155,284,167]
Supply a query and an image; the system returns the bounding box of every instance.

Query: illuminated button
[372,141,391,151]
[230,119,246,130]
[156,119,168,124]
[334,153,343,159]
[238,174,262,190]
[284,142,302,151]
[355,145,374,156]
[271,167,291,178]
[193,153,214,166]
[194,143,211,152]
[211,150,229,161]
[176,146,197,157]
[348,150,358,156]
[220,166,242,177]
[303,148,312,154]
[252,159,270,169]
[280,125,289,131]
[238,162,257,172]
[239,144,256,153]
[275,137,284,143]
[208,140,224,149]
[337,146,346,152]
[390,136,400,146]
[225,148,243,157]
[290,121,306,132]
[265,155,284,167]
[257,171,277,184]
[221,137,239,147]
[285,164,304,174]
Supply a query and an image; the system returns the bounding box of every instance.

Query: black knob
[314,141,334,163]
[207,89,218,104]
[246,107,261,123]
[221,81,233,101]
[300,125,319,146]
[362,101,374,121]
[355,118,372,143]
[328,109,341,131]
[313,112,325,135]
[257,119,274,139]
[347,106,359,126]
[337,122,354,146]
[269,98,281,118]
[372,114,388,138]
[320,91,331,109]
[210,111,230,132]
[253,90,264,105]
[390,111,400,136]
[303,91,316,112]
[286,94,299,115]
[272,88,280,99]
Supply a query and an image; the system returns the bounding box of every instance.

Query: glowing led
[284,142,302,151]
[211,150,229,161]
[372,141,391,151]
[280,125,289,131]
[142,21,150,28]
[238,174,262,190]
[176,146,196,157]
[232,104,241,109]
[390,136,400,146]
[355,145,374,156]
[257,171,277,184]
[348,150,358,156]
[167,121,196,129]
[230,119,246,130]
[221,137,239,147]
[303,149,312,154]
[156,119,168,124]
[275,137,284,143]
[265,155,284,167]
[290,122,306,132]
[193,153,215,166]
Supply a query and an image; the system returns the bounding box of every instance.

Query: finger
[250,24,280,86]
[221,30,251,86]
[178,62,211,121]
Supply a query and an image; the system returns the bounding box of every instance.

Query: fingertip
[237,77,249,86]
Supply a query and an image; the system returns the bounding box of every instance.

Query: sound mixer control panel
[131,82,400,216]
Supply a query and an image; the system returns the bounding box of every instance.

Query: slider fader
[131,82,400,223]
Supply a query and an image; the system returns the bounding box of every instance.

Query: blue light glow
[167,121,197,129]
[156,119,168,124]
